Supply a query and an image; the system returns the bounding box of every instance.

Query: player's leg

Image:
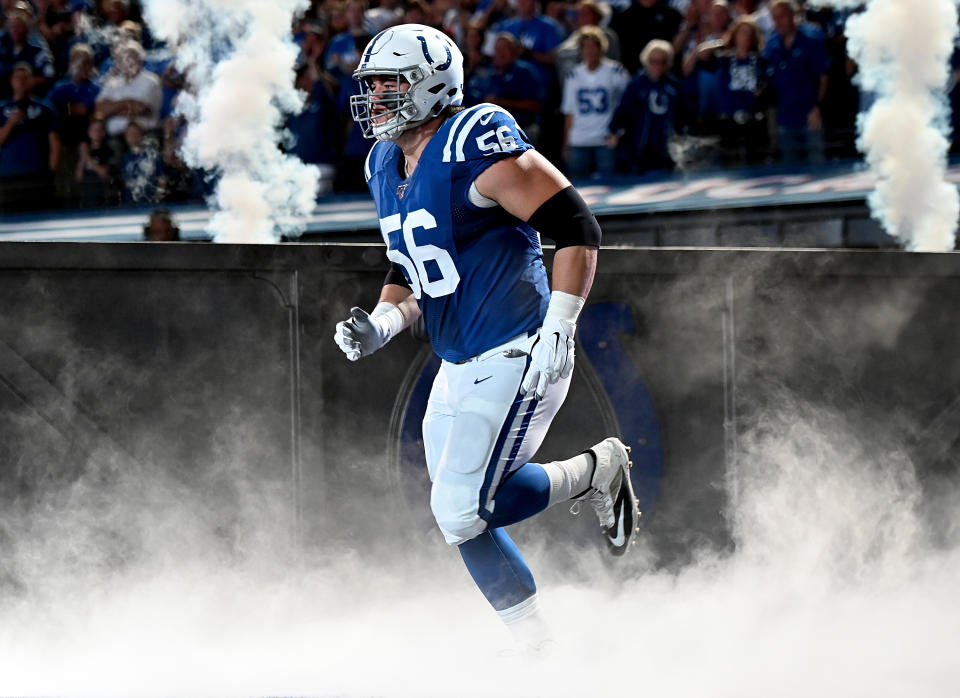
[457,528,548,648]
[426,351,539,545]
[424,350,551,647]
[426,346,635,542]
[484,363,640,555]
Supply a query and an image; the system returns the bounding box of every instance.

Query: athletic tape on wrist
[372,301,405,341]
[546,290,584,325]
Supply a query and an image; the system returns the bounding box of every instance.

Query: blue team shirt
[0,32,56,97]
[286,80,339,165]
[497,16,565,55]
[48,77,101,113]
[496,16,565,85]
[464,59,545,127]
[714,53,766,117]
[763,25,829,129]
[365,104,550,363]
[609,72,679,159]
[0,97,59,177]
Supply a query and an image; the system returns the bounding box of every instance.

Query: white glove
[334,302,405,361]
[521,291,584,400]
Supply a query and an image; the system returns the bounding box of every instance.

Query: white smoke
[1,403,959,697]
[142,0,319,243]
[809,0,960,251]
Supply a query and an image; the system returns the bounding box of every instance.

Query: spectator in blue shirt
[465,32,546,134]
[608,39,680,173]
[38,0,75,75]
[326,0,372,86]
[0,62,61,210]
[47,42,99,146]
[0,2,56,99]
[496,0,565,86]
[687,16,768,164]
[763,0,829,164]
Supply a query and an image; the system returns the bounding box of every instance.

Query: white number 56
[476,127,518,154]
[379,208,460,299]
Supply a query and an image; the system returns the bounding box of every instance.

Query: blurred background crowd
[0,0,953,213]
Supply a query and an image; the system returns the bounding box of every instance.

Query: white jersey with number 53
[365,103,550,363]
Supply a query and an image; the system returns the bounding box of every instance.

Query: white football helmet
[351,24,464,141]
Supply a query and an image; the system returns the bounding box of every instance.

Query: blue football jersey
[365,104,551,363]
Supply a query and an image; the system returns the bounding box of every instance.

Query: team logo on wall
[387,302,664,536]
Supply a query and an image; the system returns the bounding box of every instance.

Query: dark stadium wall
[0,243,958,577]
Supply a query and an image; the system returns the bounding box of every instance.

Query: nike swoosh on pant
[474,376,493,384]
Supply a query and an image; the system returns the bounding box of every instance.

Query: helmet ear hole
[427,83,445,94]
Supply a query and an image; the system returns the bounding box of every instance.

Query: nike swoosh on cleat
[474,376,493,384]
[607,493,626,547]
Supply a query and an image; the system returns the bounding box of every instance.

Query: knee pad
[430,479,488,545]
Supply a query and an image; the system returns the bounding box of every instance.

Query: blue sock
[458,527,536,611]
[457,464,551,612]
[485,462,551,529]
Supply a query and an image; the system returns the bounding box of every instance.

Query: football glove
[521,291,584,400]
[334,302,405,361]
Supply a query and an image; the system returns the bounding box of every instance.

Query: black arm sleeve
[526,185,602,249]
[383,262,411,290]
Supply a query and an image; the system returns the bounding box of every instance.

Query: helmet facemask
[351,66,429,142]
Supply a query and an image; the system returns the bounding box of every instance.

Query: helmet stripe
[361,29,389,69]
[437,46,452,71]
[416,36,433,64]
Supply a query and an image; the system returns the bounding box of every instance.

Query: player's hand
[334,302,406,361]
[334,306,389,361]
[521,314,576,400]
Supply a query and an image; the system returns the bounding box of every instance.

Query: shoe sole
[603,445,640,556]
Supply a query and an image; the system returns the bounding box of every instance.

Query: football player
[333,24,639,650]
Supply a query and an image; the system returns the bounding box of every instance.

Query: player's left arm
[474,150,600,398]
[474,149,598,298]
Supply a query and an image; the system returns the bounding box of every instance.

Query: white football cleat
[573,437,640,556]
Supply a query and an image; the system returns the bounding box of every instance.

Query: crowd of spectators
[0,0,890,213]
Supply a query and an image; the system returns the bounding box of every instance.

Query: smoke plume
[142,0,319,243]
[1,396,958,696]
[810,0,960,250]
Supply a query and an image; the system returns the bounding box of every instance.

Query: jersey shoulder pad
[364,140,394,183]
[439,104,534,164]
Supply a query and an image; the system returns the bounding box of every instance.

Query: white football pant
[423,333,572,545]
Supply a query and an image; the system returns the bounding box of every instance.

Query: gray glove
[333,303,404,361]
